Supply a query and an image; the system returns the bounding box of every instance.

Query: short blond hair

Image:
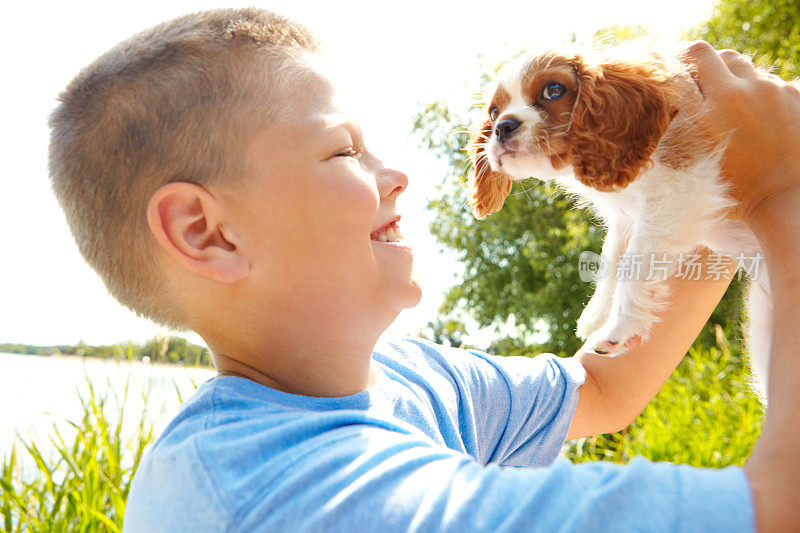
[48,8,318,330]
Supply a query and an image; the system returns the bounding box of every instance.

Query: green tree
[691,0,799,79]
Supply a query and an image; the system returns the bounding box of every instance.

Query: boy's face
[212,59,421,340]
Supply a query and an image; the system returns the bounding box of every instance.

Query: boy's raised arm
[679,41,800,531]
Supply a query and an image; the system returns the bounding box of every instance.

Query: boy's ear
[147,182,249,283]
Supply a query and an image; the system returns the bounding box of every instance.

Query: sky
[0,0,717,348]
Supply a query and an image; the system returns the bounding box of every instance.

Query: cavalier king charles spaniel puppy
[469,47,772,398]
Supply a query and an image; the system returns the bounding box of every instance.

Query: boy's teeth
[372,223,402,243]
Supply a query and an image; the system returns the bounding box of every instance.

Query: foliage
[594,24,650,45]
[0,381,155,532]
[691,0,800,79]
[0,336,212,368]
[420,318,468,348]
[564,331,764,466]
[0,344,74,356]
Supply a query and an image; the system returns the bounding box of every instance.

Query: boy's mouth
[370,219,403,243]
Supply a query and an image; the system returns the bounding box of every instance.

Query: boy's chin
[376,283,423,337]
[378,253,422,308]
[382,277,423,321]
[401,279,423,309]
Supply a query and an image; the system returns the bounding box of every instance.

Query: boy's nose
[377,167,408,199]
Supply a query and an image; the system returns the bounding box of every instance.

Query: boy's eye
[337,147,362,158]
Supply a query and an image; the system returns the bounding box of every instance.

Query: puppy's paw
[583,321,643,356]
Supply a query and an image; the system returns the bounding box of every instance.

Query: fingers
[680,41,735,94]
[719,49,759,79]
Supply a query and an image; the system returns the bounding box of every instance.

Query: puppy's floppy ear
[468,116,513,219]
[567,56,679,190]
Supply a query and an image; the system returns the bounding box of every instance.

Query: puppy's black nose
[495,118,521,142]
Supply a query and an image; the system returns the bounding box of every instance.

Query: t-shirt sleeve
[393,339,586,467]
[230,426,754,533]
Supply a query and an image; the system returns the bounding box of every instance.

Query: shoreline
[0,351,215,371]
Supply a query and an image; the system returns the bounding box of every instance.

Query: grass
[0,333,764,529]
[564,329,764,466]
[0,381,154,532]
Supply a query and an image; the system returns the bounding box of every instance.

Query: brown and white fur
[468,47,772,399]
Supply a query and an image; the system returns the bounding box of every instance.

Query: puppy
[468,47,772,398]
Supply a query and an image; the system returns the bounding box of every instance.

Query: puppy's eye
[542,82,566,101]
[489,106,499,121]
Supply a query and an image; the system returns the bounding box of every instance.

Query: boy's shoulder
[373,335,484,384]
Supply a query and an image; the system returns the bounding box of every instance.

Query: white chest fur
[557,156,771,399]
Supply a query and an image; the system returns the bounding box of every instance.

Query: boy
[48,8,800,532]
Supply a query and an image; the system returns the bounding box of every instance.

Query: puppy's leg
[584,231,678,355]
[576,221,629,340]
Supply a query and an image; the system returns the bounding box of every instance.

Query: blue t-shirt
[123,337,754,532]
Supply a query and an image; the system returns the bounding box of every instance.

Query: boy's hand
[682,41,800,223]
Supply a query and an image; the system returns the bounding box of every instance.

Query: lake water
[0,352,215,461]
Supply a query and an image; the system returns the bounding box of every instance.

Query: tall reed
[0,380,154,532]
